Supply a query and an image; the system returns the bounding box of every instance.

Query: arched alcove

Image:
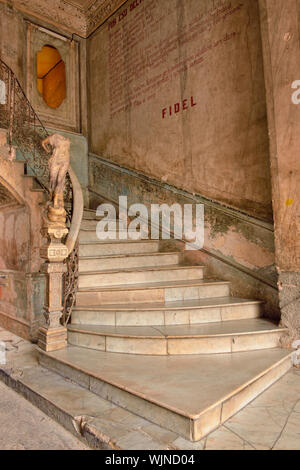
[36,45,66,109]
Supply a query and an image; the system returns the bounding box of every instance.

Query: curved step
[72,297,264,326]
[79,240,161,257]
[76,279,231,306]
[79,228,148,243]
[67,319,286,356]
[79,251,182,272]
[78,265,205,288]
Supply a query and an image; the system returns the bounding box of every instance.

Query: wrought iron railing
[0,58,80,325]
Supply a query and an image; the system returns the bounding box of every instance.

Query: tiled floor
[0,327,299,450]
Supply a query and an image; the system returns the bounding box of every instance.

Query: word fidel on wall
[96,197,205,251]
[162,96,197,119]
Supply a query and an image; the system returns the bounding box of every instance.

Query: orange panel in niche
[36,45,66,109]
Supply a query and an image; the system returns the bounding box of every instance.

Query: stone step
[76,279,231,306]
[81,219,109,229]
[72,297,264,327]
[67,319,286,356]
[79,240,162,257]
[79,228,147,243]
[39,346,293,441]
[79,252,183,272]
[78,265,205,289]
[83,208,99,220]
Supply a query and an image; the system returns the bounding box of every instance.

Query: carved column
[38,227,69,352]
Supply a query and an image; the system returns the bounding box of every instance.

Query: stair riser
[79,241,160,257]
[81,220,117,229]
[79,231,148,243]
[78,267,205,288]
[79,253,182,272]
[71,303,263,327]
[76,283,231,306]
[67,330,283,356]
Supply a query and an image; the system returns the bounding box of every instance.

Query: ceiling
[63,0,98,11]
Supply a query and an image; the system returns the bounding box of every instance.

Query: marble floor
[0,327,299,450]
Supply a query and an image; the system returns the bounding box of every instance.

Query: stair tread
[78,278,230,292]
[68,318,285,339]
[43,346,292,420]
[73,296,263,312]
[80,227,141,232]
[79,251,181,260]
[79,264,204,276]
[79,239,160,245]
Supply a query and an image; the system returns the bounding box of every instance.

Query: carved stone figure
[42,134,70,226]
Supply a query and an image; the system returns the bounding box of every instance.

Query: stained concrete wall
[88,0,272,221]
[87,0,278,314]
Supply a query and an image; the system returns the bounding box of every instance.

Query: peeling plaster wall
[0,206,45,340]
[0,208,30,271]
[87,0,272,221]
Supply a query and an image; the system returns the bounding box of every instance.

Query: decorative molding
[0,0,128,37]
[26,22,80,132]
[64,0,97,12]
[0,0,87,36]
[86,0,127,36]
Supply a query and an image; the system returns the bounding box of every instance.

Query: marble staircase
[39,208,293,442]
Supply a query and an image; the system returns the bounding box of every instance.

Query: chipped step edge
[0,365,125,450]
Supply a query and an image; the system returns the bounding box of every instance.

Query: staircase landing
[39,346,292,442]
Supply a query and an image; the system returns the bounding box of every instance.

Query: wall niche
[26,22,80,132]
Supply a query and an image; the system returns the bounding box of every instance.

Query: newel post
[38,227,69,352]
[38,134,71,352]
